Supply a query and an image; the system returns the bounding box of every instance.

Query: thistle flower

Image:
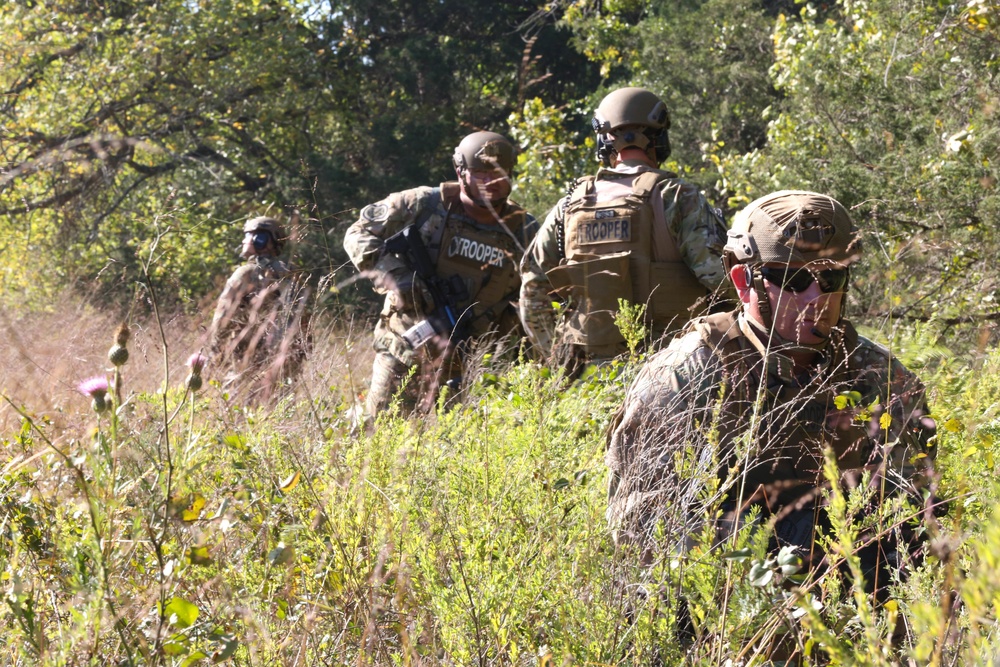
[108,323,131,367]
[185,352,208,392]
[187,353,207,373]
[78,376,110,413]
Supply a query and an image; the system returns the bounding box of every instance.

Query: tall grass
[1,294,1000,665]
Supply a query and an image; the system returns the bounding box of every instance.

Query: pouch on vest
[546,251,632,347]
[648,262,709,331]
[562,171,708,338]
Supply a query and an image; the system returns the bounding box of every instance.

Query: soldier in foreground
[519,87,729,376]
[606,191,937,647]
[208,215,311,403]
[344,131,538,422]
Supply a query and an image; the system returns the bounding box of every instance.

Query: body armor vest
[549,169,709,350]
[429,183,526,337]
[693,311,872,508]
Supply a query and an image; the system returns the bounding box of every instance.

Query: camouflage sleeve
[853,337,937,494]
[518,201,564,354]
[343,186,438,272]
[606,332,726,548]
[208,265,255,357]
[660,180,729,292]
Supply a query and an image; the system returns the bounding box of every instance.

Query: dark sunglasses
[759,266,850,294]
[246,231,272,251]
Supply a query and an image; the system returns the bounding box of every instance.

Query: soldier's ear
[730,264,753,302]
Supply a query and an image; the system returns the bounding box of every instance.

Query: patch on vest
[447,235,506,267]
[577,217,632,245]
[361,203,389,223]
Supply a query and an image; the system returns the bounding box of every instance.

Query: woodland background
[2,0,1000,665]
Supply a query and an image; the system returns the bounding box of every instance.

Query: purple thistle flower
[187,353,207,373]
[78,376,109,413]
[77,376,109,398]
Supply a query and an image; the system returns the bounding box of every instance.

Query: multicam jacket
[518,160,728,358]
[209,255,310,379]
[344,182,538,365]
[605,310,937,549]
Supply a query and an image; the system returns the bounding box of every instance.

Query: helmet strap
[751,266,773,328]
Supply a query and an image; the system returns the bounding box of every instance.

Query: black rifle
[383,224,470,349]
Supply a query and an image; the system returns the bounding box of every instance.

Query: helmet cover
[592,87,671,164]
[452,131,516,174]
[243,216,287,252]
[724,190,862,267]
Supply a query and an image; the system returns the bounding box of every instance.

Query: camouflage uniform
[519,160,728,363]
[607,309,935,549]
[607,189,938,599]
[209,255,311,401]
[345,182,538,416]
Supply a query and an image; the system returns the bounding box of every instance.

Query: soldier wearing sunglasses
[208,215,311,402]
[605,191,938,648]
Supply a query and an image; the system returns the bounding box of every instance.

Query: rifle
[383,224,470,349]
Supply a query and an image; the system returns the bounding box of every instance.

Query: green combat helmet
[452,131,517,208]
[592,87,671,165]
[723,190,863,326]
[452,131,517,176]
[243,216,287,254]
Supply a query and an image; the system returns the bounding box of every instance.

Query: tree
[0,0,596,306]
[716,0,1000,337]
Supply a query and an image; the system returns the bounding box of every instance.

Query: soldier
[208,215,311,402]
[606,190,937,615]
[519,87,730,375]
[344,131,538,421]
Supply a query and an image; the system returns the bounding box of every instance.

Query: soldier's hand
[382,268,434,313]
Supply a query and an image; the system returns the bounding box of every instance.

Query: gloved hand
[380,267,435,313]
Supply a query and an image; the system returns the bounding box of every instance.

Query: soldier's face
[736,261,846,344]
[462,167,511,203]
[241,231,273,258]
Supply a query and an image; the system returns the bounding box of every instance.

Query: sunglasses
[758,266,850,294]
[246,231,272,251]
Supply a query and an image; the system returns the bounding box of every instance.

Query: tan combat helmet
[243,216,287,254]
[724,190,862,269]
[452,131,517,176]
[592,87,671,165]
[724,190,862,327]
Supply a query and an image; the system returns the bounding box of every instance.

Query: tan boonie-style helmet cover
[724,190,862,268]
[243,216,287,252]
[452,131,516,175]
[592,87,671,164]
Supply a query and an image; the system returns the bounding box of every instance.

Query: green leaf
[722,548,752,562]
[163,641,188,656]
[189,545,212,566]
[268,542,294,565]
[211,634,239,663]
[181,652,209,667]
[163,597,200,629]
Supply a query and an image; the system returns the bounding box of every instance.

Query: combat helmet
[452,131,517,176]
[724,190,861,270]
[243,216,287,253]
[724,190,862,328]
[592,87,671,166]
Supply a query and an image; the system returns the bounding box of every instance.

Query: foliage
[1,301,999,664]
[714,0,1000,336]
[0,0,597,307]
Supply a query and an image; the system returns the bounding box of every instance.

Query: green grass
[2,301,1000,665]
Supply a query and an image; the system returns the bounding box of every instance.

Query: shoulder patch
[361,203,389,223]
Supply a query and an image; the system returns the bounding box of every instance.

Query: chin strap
[750,266,773,328]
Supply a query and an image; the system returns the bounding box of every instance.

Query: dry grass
[0,292,378,438]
